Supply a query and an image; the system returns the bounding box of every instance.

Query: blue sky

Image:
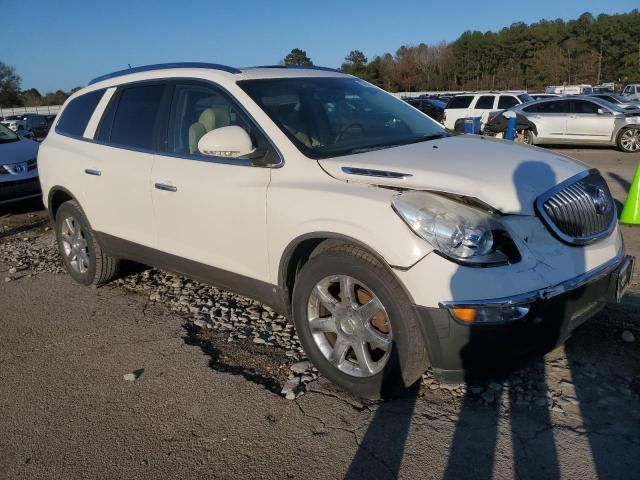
[2,0,637,93]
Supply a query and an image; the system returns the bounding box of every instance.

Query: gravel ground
[1,147,639,479]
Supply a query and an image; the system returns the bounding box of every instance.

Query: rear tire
[291,244,428,399]
[55,200,120,286]
[522,129,535,145]
[617,127,640,153]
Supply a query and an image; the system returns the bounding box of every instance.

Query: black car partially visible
[405,97,446,123]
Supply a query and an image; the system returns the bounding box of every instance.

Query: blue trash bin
[462,117,482,134]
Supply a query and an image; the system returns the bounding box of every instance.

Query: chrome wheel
[620,128,640,152]
[307,275,392,378]
[60,216,90,274]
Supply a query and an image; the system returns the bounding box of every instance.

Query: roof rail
[242,64,342,73]
[89,62,241,85]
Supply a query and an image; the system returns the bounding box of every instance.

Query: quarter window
[474,95,495,109]
[102,84,166,149]
[56,89,105,137]
[447,96,473,109]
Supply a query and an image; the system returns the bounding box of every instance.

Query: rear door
[443,95,474,129]
[82,82,168,248]
[565,99,614,142]
[522,99,569,141]
[469,95,495,125]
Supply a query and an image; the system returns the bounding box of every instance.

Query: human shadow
[344,347,420,480]
[443,161,570,479]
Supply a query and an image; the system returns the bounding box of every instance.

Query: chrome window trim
[534,168,617,246]
[440,246,625,308]
[54,77,284,169]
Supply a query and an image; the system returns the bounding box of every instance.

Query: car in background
[443,91,534,130]
[0,113,50,139]
[545,84,593,95]
[511,96,640,152]
[1,115,27,132]
[530,93,560,100]
[405,97,446,122]
[622,84,640,101]
[0,122,40,204]
[589,93,640,110]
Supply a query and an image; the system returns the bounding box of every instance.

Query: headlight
[392,191,518,266]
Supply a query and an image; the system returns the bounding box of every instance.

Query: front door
[151,81,276,285]
[565,99,615,142]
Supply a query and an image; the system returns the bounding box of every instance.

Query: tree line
[340,10,640,92]
[0,62,80,108]
[2,10,639,108]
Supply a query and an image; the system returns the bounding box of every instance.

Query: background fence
[0,105,62,118]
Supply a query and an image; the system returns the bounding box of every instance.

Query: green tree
[0,62,22,107]
[341,50,368,76]
[283,48,313,65]
[21,88,42,107]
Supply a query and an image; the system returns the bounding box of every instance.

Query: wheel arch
[277,233,417,315]
[47,186,79,221]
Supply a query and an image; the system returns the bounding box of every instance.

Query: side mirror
[197,126,255,158]
[597,108,610,115]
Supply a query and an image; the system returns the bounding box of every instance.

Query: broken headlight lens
[392,191,514,266]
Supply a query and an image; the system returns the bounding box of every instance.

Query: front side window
[100,84,165,149]
[474,95,495,109]
[57,89,105,137]
[498,96,519,109]
[570,100,599,114]
[238,77,447,159]
[167,83,265,157]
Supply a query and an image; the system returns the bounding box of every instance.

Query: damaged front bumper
[415,253,635,382]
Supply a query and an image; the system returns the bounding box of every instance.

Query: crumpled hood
[318,135,587,214]
[0,138,39,165]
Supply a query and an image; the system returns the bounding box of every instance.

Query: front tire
[55,200,120,286]
[291,244,427,399]
[617,127,640,153]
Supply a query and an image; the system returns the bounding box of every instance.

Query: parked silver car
[511,96,640,152]
[0,123,40,204]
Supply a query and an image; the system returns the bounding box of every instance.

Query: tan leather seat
[188,107,231,154]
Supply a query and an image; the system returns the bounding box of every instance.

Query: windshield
[596,98,627,113]
[238,77,448,158]
[518,93,535,103]
[0,123,19,143]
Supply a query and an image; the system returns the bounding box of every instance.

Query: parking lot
[1,147,639,479]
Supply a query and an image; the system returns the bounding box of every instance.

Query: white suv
[38,63,633,398]
[444,92,534,130]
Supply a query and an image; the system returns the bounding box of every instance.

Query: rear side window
[100,84,165,150]
[56,89,105,137]
[498,96,519,109]
[447,96,473,109]
[474,95,495,109]
[536,100,569,114]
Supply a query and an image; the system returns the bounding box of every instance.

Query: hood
[0,138,39,165]
[318,135,587,215]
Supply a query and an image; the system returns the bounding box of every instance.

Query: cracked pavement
[1,148,639,479]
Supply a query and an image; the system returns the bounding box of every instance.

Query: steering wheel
[335,122,364,143]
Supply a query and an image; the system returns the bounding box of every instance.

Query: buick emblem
[588,185,610,215]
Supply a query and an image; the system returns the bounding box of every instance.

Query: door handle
[84,168,101,176]
[154,182,177,192]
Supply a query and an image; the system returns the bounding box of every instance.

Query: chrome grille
[536,170,616,245]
